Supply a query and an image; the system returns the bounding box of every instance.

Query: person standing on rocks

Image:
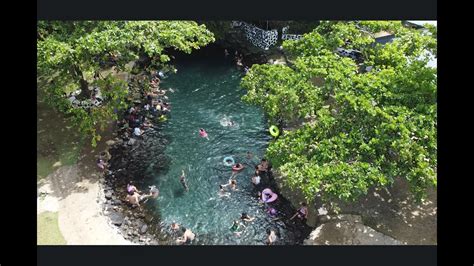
[179,170,189,192]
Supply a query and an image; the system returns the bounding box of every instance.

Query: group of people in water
[97,57,308,245]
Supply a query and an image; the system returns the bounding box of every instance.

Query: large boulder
[109,211,125,226]
[304,214,402,245]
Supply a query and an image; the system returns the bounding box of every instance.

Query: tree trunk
[72,65,90,99]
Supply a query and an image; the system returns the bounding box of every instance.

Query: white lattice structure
[281,26,304,41]
[232,21,278,50]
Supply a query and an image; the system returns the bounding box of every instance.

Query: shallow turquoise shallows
[147,52,296,245]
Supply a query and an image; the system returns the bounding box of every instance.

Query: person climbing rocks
[179,169,189,192]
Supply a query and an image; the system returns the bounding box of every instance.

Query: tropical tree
[241,21,437,202]
[37,21,215,146]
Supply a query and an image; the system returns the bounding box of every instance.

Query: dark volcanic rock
[104,190,113,200]
[109,211,125,226]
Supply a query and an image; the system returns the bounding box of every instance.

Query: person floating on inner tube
[199,128,209,140]
[261,188,278,204]
[232,163,244,172]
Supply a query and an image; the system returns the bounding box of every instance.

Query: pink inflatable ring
[232,164,245,172]
[261,188,278,203]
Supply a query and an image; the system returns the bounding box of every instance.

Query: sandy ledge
[37,164,134,245]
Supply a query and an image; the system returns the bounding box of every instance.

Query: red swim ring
[232,164,244,171]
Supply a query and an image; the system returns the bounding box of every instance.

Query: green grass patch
[37,211,67,245]
[37,157,55,180]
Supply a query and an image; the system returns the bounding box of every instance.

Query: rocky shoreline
[95,68,177,245]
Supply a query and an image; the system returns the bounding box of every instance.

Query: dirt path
[37,164,133,245]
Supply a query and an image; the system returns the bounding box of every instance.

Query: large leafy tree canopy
[241,21,437,202]
[37,21,215,146]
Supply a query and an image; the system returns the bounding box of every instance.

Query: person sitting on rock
[290,202,308,222]
[125,190,141,209]
[133,127,144,137]
[142,118,153,129]
[176,227,195,245]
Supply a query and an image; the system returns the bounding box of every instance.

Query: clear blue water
[146,54,298,245]
[108,49,312,245]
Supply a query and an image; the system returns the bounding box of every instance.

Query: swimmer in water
[218,185,230,198]
[240,212,255,223]
[171,221,180,231]
[230,220,245,236]
[179,170,189,192]
[246,151,253,159]
[230,179,238,191]
[266,228,278,245]
[176,227,195,245]
[199,128,209,140]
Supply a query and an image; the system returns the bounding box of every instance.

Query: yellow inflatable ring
[269,125,279,137]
